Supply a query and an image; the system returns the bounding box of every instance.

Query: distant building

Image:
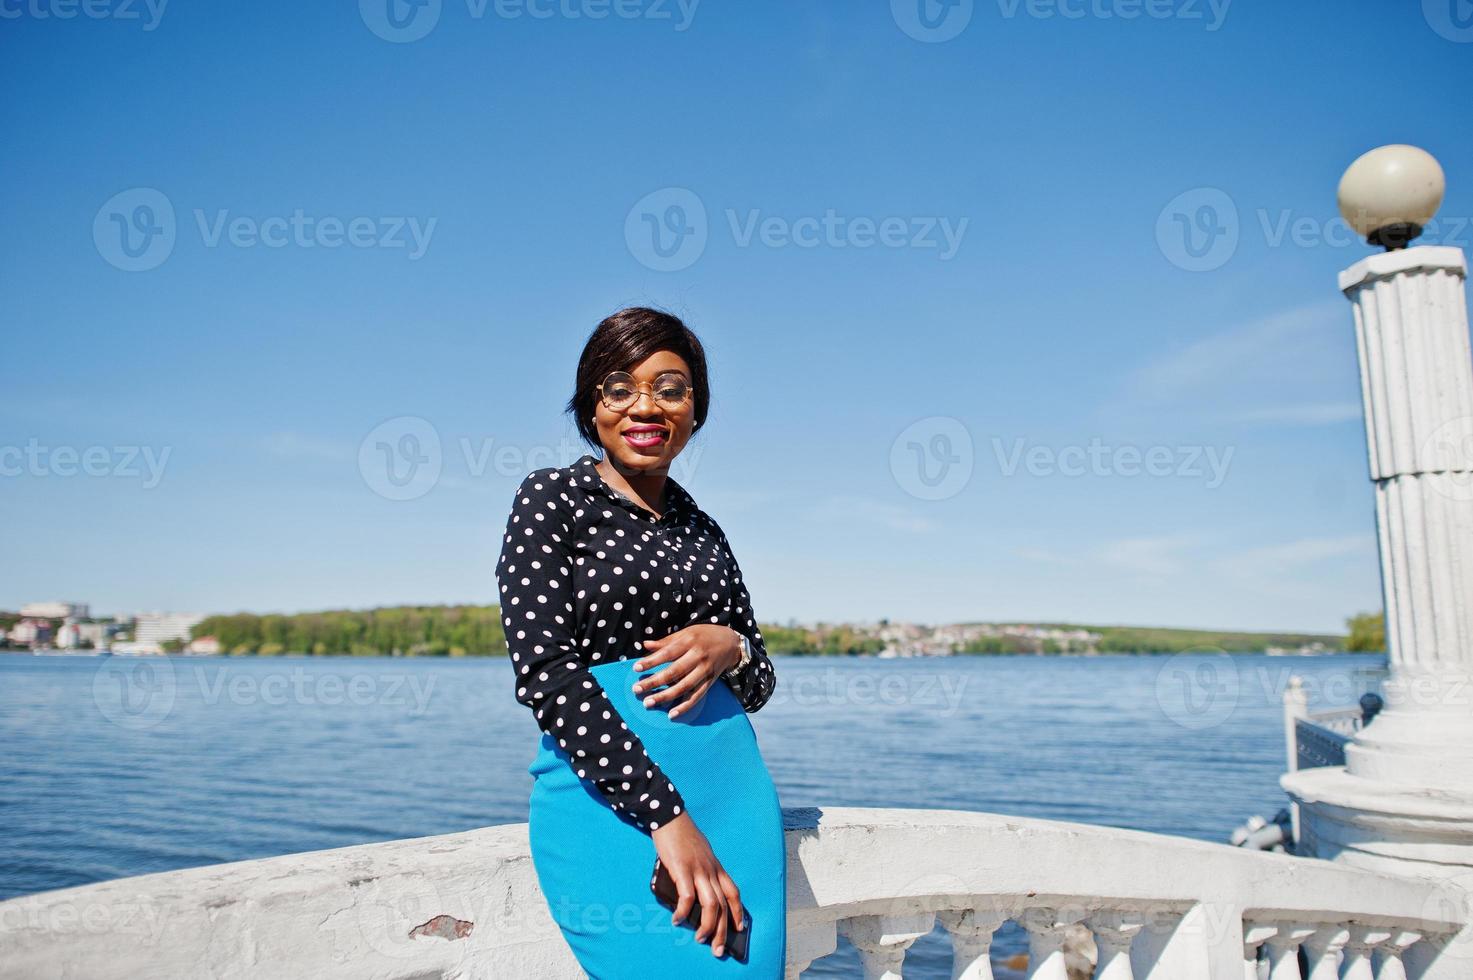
[187,635,221,655]
[56,622,112,650]
[8,619,53,647]
[20,601,89,620]
[133,612,206,648]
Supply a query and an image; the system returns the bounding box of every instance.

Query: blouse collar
[569,453,694,525]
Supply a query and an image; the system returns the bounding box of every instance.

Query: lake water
[0,651,1387,977]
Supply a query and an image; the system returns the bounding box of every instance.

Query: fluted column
[1341,246,1473,787]
[1282,248,1473,921]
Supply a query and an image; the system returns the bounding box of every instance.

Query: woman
[496,307,785,977]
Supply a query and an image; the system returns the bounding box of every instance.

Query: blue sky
[3,0,1471,632]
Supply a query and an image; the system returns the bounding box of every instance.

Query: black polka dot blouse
[496,453,777,833]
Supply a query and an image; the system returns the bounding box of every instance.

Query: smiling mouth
[622,428,667,446]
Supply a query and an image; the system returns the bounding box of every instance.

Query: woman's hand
[632,624,742,719]
[652,813,746,957]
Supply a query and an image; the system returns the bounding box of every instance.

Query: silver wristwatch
[725,631,752,679]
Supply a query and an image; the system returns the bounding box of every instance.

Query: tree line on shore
[177,605,1388,657]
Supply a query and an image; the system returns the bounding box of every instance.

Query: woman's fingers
[668,676,714,719]
[652,665,705,712]
[632,636,691,690]
[719,870,745,933]
[671,866,698,927]
[694,871,728,955]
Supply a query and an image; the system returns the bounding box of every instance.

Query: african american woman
[495,307,785,977]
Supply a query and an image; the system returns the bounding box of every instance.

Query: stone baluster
[936,907,1012,980]
[1339,925,1392,980]
[1301,925,1348,980]
[838,912,936,980]
[785,918,839,980]
[1020,907,1083,980]
[1085,910,1143,980]
[1264,924,1317,980]
[1370,929,1420,980]
[1243,922,1278,980]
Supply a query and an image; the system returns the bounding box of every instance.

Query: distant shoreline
[3,603,1364,659]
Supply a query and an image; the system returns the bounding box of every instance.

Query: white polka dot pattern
[496,453,777,834]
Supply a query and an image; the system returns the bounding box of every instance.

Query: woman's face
[593,349,696,474]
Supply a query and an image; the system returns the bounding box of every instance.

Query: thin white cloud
[1015,533,1202,576]
[262,432,353,462]
[1017,530,1374,582]
[1219,402,1363,425]
[808,494,940,534]
[1215,534,1376,575]
[1115,301,1361,428]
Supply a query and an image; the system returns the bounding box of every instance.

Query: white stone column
[1280,244,1473,975]
[1342,245,1473,788]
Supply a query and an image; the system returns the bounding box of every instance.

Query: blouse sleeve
[714,525,778,713]
[496,469,686,833]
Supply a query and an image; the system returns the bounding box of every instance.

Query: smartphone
[650,858,751,963]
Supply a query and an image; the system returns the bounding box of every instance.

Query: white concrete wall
[0,807,1464,979]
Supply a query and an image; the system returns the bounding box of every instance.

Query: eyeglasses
[596,371,693,412]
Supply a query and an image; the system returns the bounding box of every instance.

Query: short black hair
[566,306,710,449]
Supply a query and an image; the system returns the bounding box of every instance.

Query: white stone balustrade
[0,806,1464,979]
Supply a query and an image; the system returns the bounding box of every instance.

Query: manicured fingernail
[633,661,644,669]
[643,697,654,707]
[669,707,681,718]
[714,945,724,956]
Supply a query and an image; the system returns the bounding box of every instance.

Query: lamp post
[1280,144,1473,975]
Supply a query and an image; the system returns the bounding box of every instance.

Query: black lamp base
[1367,223,1424,251]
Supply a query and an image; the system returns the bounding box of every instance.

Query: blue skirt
[527,658,786,978]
